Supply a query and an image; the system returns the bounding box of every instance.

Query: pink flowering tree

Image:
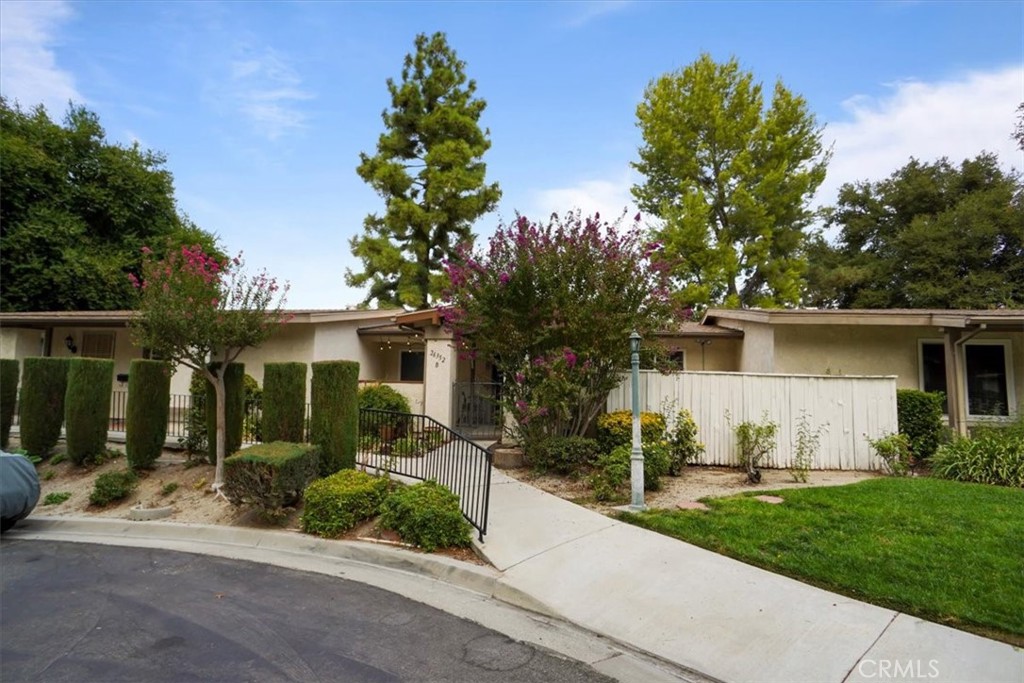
[442,211,677,451]
[130,245,290,491]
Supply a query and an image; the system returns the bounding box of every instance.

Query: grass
[618,477,1024,645]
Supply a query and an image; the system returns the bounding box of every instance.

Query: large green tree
[632,54,829,309]
[804,153,1024,309]
[0,99,216,312]
[347,32,501,309]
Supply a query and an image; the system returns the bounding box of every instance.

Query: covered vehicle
[1,451,40,532]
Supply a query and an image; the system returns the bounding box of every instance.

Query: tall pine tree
[347,32,501,309]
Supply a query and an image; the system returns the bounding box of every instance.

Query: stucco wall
[659,337,741,372]
[313,321,381,379]
[736,322,775,373]
[233,323,316,393]
[1,328,45,362]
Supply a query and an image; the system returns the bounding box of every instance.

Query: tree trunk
[213,373,227,489]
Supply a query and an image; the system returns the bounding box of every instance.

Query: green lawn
[618,477,1024,645]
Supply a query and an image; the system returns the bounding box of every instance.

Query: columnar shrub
[596,410,666,452]
[223,441,320,514]
[262,363,307,443]
[0,358,19,448]
[205,362,245,465]
[126,359,172,470]
[182,370,208,456]
[65,358,114,465]
[18,357,70,458]
[311,360,359,475]
[300,469,388,537]
[896,389,945,462]
[379,481,472,551]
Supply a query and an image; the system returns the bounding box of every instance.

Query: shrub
[390,436,425,458]
[223,441,320,514]
[790,411,824,483]
[588,442,670,502]
[896,389,945,463]
[205,362,245,465]
[126,359,172,470]
[300,469,387,537]
[0,358,18,448]
[43,491,72,506]
[65,358,114,465]
[310,360,359,475]
[18,357,70,458]
[89,469,138,506]
[930,429,1024,487]
[379,481,472,551]
[733,412,778,483]
[160,482,179,496]
[529,436,600,476]
[868,433,912,476]
[358,384,411,413]
[262,363,307,442]
[667,409,704,475]
[596,410,666,452]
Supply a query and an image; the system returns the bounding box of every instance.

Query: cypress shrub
[263,362,307,443]
[182,370,209,456]
[19,357,70,458]
[310,360,359,475]
[126,359,172,470]
[896,389,945,462]
[223,441,320,514]
[65,358,114,465]
[0,358,19,448]
[206,362,245,464]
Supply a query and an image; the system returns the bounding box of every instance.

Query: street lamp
[629,330,645,511]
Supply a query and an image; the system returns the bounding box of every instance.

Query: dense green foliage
[896,389,945,462]
[667,409,704,475]
[869,433,913,476]
[0,99,217,312]
[223,441,320,513]
[205,363,245,465]
[931,420,1024,487]
[18,357,69,458]
[125,359,172,470]
[620,478,1024,643]
[358,384,411,413]
[804,153,1024,308]
[262,363,307,443]
[310,361,359,475]
[529,436,601,476]
[89,469,138,506]
[300,469,388,537]
[347,31,501,308]
[379,481,472,551]
[596,411,666,453]
[64,358,114,465]
[632,53,829,308]
[43,491,72,506]
[0,359,18,448]
[589,442,672,502]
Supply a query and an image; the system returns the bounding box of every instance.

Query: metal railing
[358,408,492,540]
[452,381,502,438]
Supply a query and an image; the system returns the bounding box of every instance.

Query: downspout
[951,324,986,437]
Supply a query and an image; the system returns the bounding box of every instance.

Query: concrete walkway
[473,468,1023,683]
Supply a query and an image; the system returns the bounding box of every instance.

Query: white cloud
[531,171,640,223]
[215,46,314,141]
[0,1,82,115]
[818,65,1023,207]
[566,1,634,28]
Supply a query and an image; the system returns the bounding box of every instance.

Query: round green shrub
[300,469,388,537]
[358,384,411,413]
[262,362,307,443]
[896,389,945,462]
[596,411,666,453]
[311,360,359,475]
[588,442,671,501]
[1,358,19,449]
[126,359,172,470]
[379,481,472,552]
[18,357,70,459]
[529,436,600,476]
[65,358,114,465]
[89,469,137,506]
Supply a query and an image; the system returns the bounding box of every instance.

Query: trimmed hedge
[358,384,410,413]
[300,469,388,537]
[530,436,601,475]
[896,389,945,462]
[89,469,137,506]
[18,357,70,458]
[205,363,245,465]
[1,358,19,448]
[223,441,320,512]
[262,363,307,443]
[596,410,666,452]
[126,359,172,470]
[379,480,472,552]
[310,360,359,475]
[65,358,114,465]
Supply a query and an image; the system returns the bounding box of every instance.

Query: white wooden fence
[607,371,898,471]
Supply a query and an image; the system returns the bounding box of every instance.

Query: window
[919,340,1015,417]
[81,332,115,359]
[400,351,425,382]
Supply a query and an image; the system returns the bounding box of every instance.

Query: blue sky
[2,1,1022,309]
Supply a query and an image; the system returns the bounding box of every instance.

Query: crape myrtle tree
[632,53,830,308]
[130,245,289,492]
[441,211,677,452]
[346,32,501,309]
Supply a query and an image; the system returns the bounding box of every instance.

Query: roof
[655,321,744,339]
[0,308,403,329]
[703,308,1024,332]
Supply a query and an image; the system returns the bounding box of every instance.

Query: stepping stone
[754,495,784,504]
[676,501,710,511]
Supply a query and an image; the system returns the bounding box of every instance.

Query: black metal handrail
[358,408,492,540]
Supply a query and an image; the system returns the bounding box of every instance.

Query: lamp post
[629,330,645,511]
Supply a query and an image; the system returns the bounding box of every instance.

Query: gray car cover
[1,452,41,531]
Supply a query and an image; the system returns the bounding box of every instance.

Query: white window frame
[918,338,1016,420]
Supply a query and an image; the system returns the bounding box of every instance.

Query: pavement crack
[498,519,619,572]
[841,611,899,683]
